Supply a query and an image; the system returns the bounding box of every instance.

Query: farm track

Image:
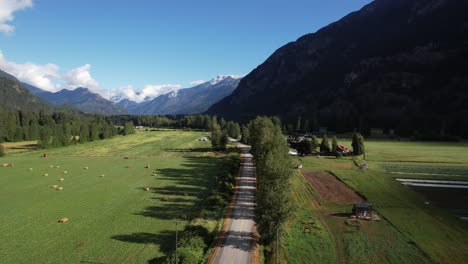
[210,140,257,264]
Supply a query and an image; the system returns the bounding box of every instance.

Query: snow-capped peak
[209,75,235,85]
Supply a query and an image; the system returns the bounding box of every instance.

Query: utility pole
[276,224,280,264]
[174,220,181,264]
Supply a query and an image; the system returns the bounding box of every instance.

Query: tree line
[242,117,293,247]
[0,110,135,149]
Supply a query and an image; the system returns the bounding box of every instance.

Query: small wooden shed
[352,202,373,219]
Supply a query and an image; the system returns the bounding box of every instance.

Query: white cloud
[105,84,182,103]
[189,80,206,87]
[0,50,61,91]
[65,64,100,92]
[0,0,33,34]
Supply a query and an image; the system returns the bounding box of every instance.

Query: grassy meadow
[0,130,223,263]
[283,139,468,264]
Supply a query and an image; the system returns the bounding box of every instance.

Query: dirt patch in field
[302,171,363,204]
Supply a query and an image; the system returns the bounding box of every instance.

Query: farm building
[352,202,373,219]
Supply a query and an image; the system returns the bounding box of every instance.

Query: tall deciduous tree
[249,117,292,244]
[241,125,250,144]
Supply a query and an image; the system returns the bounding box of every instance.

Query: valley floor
[282,140,468,264]
[0,130,222,263]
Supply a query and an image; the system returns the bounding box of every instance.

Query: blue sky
[0,0,372,101]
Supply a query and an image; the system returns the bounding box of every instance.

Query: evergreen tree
[89,123,99,140]
[352,132,366,157]
[210,122,222,151]
[220,118,227,130]
[311,135,319,151]
[331,136,338,153]
[220,130,229,151]
[122,121,135,136]
[241,125,250,144]
[38,127,51,149]
[304,120,311,132]
[296,116,301,131]
[79,124,90,143]
[320,134,331,152]
[227,122,241,139]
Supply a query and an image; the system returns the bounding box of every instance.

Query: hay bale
[50,184,58,188]
[58,178,64,181]
[28,168,33,171]
[127,165,133,168]
[7,163,14,167]
[83,167,89,170]
[55,166,61,168]
[2,163,8,167]
[152,173,157,176]
[144,165,150,169]
[144,187,150,191]
[57,187,64,191]
[58,217,69,223]
[49,165,54,168]
[100,174,105,177]
[43,173,49,177]
[63,171,68,174]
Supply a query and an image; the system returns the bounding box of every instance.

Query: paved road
[212,140,256,264]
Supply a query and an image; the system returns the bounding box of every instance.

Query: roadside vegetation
[245,117,293,261]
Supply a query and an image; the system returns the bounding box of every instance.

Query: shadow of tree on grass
[111,154,224,263]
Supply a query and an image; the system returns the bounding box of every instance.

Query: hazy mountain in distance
[119,76,240,115]
[26,86,127,115]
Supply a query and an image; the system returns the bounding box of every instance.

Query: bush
[0,144,5,157]
[206,194,228,209]
[164,235,206,264]
[297,139,312,156]
[336,152,343,159]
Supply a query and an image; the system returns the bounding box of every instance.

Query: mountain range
[118,76,240,115]
[1,69,240,116]
[0,70,77,113]
[25,85,128,115]
[208,0,468,137]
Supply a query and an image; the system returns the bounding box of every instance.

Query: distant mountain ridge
[0,70,72,113]
[25,86,127,115]
[118,76,240,115]
[207,0,468,138]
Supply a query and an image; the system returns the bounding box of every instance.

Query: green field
[283,139,468,264]
[0,130,222,263]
